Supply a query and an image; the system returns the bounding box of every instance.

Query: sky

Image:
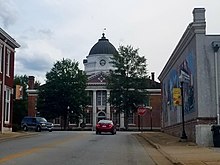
[0,0,220,84]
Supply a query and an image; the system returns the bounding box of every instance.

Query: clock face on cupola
[83,33,117,75]
[99,59,106,66]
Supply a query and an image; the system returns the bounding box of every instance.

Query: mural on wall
[179,52,195,114]
[162,52,195,123]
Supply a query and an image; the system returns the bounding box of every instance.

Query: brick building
[0,28,20,133]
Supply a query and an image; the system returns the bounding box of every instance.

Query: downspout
[212,42,220,125]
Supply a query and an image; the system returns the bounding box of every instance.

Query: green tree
[37,58,89,130]
[13,75,29,131]
[107,45,149,130]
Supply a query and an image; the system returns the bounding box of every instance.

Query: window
[54,117,61,125]
[87,91,93,105]
[6,50,10,76]
[4,88,11,124]
[97,111,106,120]
[85,111,91,124]
[96,91,107,106]
[128,112,134,124]
[0,45,2,72]
[112,112,120,125]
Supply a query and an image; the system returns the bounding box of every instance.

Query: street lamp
[180,81,187,140]
[179,70,189,140]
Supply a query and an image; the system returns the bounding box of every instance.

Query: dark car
[96,119,116,135]
[21,116,54,132]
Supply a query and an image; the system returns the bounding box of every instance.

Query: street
[0,131,171,165]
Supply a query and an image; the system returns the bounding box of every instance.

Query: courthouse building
[28,33,161,131]
[158,8,220,146]
[82,33,161,130]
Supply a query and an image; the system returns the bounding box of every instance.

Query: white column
[93,90,97,129]
[106,90,110,119]
[120,112,125,129]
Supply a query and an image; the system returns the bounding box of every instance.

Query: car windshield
[36,117,47,122]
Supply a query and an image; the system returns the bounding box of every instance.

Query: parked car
[21,116,54,132]
[96,119,116,135]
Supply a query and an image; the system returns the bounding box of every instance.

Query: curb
[0,132,38,143]
[137,134,184,165]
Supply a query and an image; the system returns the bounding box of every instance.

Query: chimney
[193,8,205,23]
[192,8,206,34]
[151,72,155,81]
[27,76,37,117]
[28,76,35,89]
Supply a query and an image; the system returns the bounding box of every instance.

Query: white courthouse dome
[83,33,117,75]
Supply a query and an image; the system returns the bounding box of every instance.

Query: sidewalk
[0,131,37,142]
[139,132,220,165]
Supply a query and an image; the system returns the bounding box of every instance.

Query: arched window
[97,111,106,121]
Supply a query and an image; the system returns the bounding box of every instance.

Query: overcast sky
[0,0,220,83]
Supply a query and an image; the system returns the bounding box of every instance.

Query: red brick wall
[133,92,161,130]
[27,76,37,117]
[0,45,16,129]
[28,96,37,117]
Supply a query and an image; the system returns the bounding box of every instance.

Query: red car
[96,120,116,135]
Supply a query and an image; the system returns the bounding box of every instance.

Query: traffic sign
[138,107,147,116]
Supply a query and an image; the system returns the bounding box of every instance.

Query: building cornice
[158,8,206,81]
[158,23,196,81]
[0,28,20,48]
[26,89,38,95]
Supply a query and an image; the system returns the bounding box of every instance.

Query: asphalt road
[0,131,166,165]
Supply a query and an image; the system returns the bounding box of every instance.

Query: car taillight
[107,124,113,127]
[96,124,101,127]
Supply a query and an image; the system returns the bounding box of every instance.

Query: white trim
[0,28,20,48]
[0,44,2,73]
[148,93,161,96]
[6,49,10,76]
[4,87,11,124]
[147,89,161,92]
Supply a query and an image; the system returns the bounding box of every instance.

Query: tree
[13,75,30,131]
[107,45,149,130]
[37,58,89,130]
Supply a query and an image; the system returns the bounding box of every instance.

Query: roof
[0,28,20,48]
[88,33,117,55]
